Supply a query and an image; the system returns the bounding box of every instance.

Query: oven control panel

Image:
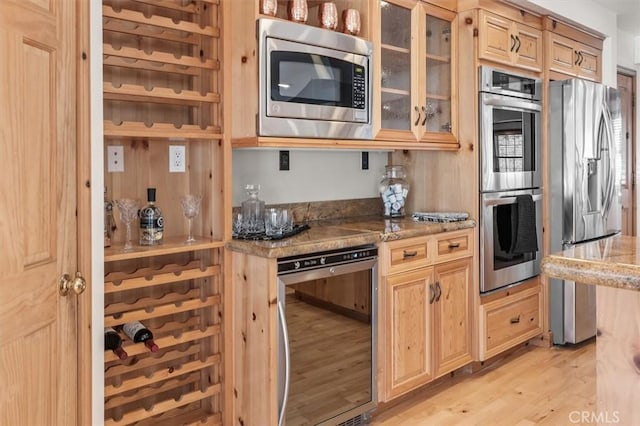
[278,245,377,274]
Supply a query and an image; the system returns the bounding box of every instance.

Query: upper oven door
[264,37,369,123]
[479,93,542,192]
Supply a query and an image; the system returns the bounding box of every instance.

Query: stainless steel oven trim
[258,18,373,140]
[479,92,542,192]
[480,188,542,293]
[479,66,542,100]
[277,258,378,425]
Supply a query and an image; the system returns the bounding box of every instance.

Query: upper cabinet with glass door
[376,0,458,149]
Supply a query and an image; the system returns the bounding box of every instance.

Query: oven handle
[485,193,542,206]
[277,300,290,426]
[481,93,542,112]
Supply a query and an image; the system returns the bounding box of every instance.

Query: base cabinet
[478,277,543,361]
[379,229,473,401]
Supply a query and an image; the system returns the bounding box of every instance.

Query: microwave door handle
[486,193,542,206]
[277,299,290,426]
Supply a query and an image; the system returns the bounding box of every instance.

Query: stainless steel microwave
[258,18,373,139]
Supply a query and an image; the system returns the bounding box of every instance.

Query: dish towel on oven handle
[511,194,538,254]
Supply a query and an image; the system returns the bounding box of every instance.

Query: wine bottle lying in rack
[122,321,159,353]
[104,327,128,360]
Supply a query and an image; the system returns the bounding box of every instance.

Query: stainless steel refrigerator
[548,78,622,344]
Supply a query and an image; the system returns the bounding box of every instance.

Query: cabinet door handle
[448,242,460,249]
[510,316,521,324]
[429,284,436,304]
[574,50,580,65]
[414,106,421,126]
[421,106,428,126]
[510,34,516,52]
[578,51,584,66]
[515,35,521,53]
[435,282,442,302]
[402,250,418,259]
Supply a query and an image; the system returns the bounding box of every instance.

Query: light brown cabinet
[477,9,542,72]
[379,229,473,401]
[545,31,602,81]
[478,276,542,360]
[376,0,458,149]
[101,1,226,424]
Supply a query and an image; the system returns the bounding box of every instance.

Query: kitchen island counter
[541,234,640,425]
[541,234,640,292]
[226,216,476,258]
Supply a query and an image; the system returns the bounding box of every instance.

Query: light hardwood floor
[372,341,596,425]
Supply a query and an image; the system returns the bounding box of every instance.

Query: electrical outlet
[279,150,290,171]
[169,145,186,173]
[107,145,124,173]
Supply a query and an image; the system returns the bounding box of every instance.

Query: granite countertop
[541,234,640,292]
[226,216,476,258]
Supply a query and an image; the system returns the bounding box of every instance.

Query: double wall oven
[479,67,542,293]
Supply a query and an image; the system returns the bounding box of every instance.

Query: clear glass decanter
[241,184,265,234]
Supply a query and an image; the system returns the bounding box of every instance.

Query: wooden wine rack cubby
[102,0,225,424]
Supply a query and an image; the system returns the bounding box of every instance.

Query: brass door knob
[59,272,87,296]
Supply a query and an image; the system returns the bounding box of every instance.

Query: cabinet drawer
[383,238,430,275]
[480,286,542,360]
[433,229,473,263]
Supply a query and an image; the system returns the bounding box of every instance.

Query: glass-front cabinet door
[377,0,457,147]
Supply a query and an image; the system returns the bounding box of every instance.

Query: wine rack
[102,0,225,424]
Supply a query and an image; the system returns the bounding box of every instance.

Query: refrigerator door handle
[601,101,616,219]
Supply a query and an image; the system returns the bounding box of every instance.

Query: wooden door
[512,23,542,72]
[478,10,513,66]
[432,258,472,377]
[617,72,636,236]
[384,267,433,400]
[576,42,601,81]
[0,1,78,425]
[545,32,577,77]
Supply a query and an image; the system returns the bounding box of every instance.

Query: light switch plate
[169,145,186,173]
[107,145,124,173]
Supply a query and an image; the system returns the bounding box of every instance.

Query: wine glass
[114,198,140,252]
[180,194,202,243]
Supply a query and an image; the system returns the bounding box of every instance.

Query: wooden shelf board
[103,44,216,70]
[104,325,221,362]
[105,288,202,315]
[104,372,201,410]
[104,294,221,326]
[105,265,219,294]
[103,56,206,76]
[381,43,410,54]
[105,344,202,378]
[137,408,221,426]
[105,353,221,397]
[426,93,451,101]
[102,5,219,37]
[103,19,202,45]
[130,0,200,14]
[426,53,451,63]
[103,82,220,105]
[104,237,224,262]
[104,385,220,426]
[381,87,411,96]
[103,121,223,140]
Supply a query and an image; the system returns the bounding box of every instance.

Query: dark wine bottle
[122,321,159,353]
[104,327,128,360]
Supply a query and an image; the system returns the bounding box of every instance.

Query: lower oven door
[481,188,542,293]
[277,259,377,425]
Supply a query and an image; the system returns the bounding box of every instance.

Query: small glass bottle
[104,187,114,248]
[139,187,164,245]
[379,165,410,218]
[241,184,265,234]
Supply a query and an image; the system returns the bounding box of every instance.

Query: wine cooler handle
[277,300,290,426]
[58,272,87,296]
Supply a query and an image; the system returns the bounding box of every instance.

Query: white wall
[232,149,389,205]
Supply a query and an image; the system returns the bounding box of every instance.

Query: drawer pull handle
[510,316,521,324]
[448,242,460,249]
[403,250,418,259]
[429,284,436,304]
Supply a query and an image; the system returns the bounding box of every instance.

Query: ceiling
[589,0,640,35]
